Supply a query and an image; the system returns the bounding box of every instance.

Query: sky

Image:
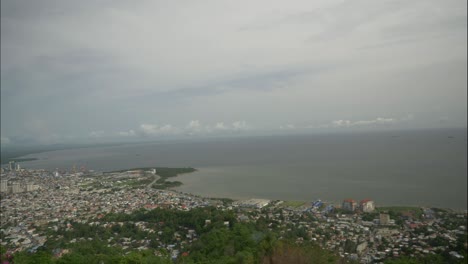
[1,0,467,145]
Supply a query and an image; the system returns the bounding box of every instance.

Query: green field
[280,200,307,208]
[376,206,423,219]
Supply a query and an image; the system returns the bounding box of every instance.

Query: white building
[238,199,271,209]
[360,199,375,213]
[0,180,7,193]
[8,161,15,171]
[11,183,23,193]
[26,183,39,192]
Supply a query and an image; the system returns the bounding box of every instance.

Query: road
[146,174,160,189]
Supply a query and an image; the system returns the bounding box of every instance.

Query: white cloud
[118,129,136,137]
[1,0,465,142]
[89,130,104,138]
[329,117,399,128]
[280,124,296,130]
[159,124,175,133]
[214,122,228,130]
[353,117,395,126]
[232,120,249,130]
[140,123,179,136]
[123,120,251,138]
[186,120,203,133]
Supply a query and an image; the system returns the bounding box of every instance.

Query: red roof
[360,199,372,204]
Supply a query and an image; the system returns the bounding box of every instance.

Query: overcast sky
[1,0,466,145]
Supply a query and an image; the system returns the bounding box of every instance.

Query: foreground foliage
[2,207,342,264]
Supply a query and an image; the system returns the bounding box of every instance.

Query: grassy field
[376,206,423,219]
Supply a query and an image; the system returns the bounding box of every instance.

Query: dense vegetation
[153,167,196,189]
[1,207,342,264]
[2,206,465,263]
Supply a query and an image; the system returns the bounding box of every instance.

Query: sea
[17,129,467,209]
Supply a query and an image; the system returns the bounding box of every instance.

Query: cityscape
[1,164,466,263]
[1,0,466,263]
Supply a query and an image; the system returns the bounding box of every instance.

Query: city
[1,164,466,263]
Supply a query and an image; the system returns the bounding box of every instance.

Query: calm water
[19,129,467,209]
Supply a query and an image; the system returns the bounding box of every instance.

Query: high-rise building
[379,213,390,225]
[8,161,15,171]
[0,180,8,193]
[26,183,38,192]
[11,183,23,193]
[342,199,357,211]
[360,199,375,213]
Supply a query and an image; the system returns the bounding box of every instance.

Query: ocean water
[18,129,467,209]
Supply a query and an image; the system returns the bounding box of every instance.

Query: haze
[1,0,466,145]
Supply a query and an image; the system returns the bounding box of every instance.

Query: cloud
[353,117,396,126]
[232,121,249,131]
[328,117,399,128]
[89,130,104,138]
[214,122,228,130]
[186,120,250,134]
[1,0,465,144]
[186,120,203,133]
[280,124,296,130]
[123,120,252,138]
[140,124,179,136]
[401,114,415,121]
[118,130,136,137]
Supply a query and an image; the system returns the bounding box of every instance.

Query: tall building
[8,161,15,171]
[0,180,8,193]
[26,183,38,192]
[11,183,23,193]
[360,199,375,213]
[379,213,390,225]
[342,199,357,211]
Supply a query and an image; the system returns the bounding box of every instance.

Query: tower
[0,180,8,193]
[8,161,15,171]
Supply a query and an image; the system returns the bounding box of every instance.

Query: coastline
[171,167,468,211]
[2,165,466,263]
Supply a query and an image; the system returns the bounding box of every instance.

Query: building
[379,213,390,225]
[9,161,15,171]
[26,183,38,192]
[0,180,7,193]
[11,183,23,193]
[238,199,270,209]
[360,199,375,213]
[342,199,357,211]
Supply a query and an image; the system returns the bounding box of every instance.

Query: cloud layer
[1,0,466,144]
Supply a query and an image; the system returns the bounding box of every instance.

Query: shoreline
[170,168,467,212]
[5,163,467,211]
[169,188,468,213]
